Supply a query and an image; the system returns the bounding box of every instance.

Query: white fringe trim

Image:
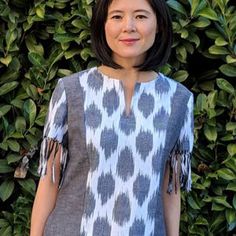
[38,138,68,188]
[167,150,192,194]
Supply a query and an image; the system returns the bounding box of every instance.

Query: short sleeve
[37,79,68,188]
[168,93,194,193]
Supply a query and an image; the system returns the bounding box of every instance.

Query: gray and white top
[38,67,194,236]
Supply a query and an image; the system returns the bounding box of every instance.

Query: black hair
[91,0,173,71]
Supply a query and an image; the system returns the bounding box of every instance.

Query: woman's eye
[136,15,148,19]
[111,15,122,19]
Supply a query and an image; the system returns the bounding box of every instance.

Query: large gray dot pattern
[88,70,104,92]
[133,174,150,206]
[113,193,131,226]
[155,76,170,93]
[136,130,153,160]
[153,107,169,131]
[129,218,145,236]
[119,110,136,135]
[100,128,118,159]
[53,101,67,129]
[152,150,162,175]
[85,103,102,129]
[116,147,134,181]
[97,172,115,205]
[87,143,99,172]
[102,88,120,116]
[92,217,111,236]
[138,92,155,118]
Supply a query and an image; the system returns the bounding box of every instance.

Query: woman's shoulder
[59,67,96,83]
[158,72,193,99]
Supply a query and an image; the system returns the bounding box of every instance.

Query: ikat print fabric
[38,67,194,236]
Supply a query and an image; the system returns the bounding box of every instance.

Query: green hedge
[0,0,235,235]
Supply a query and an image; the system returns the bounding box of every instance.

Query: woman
[30,0,194,235]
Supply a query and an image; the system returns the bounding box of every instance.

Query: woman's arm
[163,163,181,236]
[30,145,61,236]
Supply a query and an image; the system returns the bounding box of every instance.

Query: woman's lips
[119,38,139,45]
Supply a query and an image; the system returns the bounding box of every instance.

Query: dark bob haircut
[91,0,173,71]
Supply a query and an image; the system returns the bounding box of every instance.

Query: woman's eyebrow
[108,9,151,15]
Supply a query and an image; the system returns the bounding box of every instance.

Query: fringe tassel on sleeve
[38,137,68,189]
[167,149,192,194]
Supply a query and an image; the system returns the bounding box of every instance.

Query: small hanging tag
[14,156,29,179]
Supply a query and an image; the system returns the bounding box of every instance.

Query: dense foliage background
[0,0,235,235]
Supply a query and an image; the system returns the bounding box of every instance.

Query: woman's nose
[123,17,136,32]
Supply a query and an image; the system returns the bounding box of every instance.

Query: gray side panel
[44,72,89,236]
[154,83,191,236]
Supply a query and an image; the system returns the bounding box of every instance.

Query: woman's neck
[98,65,157,87]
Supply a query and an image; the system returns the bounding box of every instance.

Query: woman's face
[105,0,157,66]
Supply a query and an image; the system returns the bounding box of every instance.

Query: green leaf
[204,125,217,142]
[80,47,92,61]
[23,99,37,127]
[217,168,236,180]
[0,55,12,66]
[205,29,222,40]
[196,93,207,111]
[0,105,11,118]
[53,33,76,43]
[6,30,17,52]
[7,153,22,164]
[173,70,189,82]
[195,216,209,226]
[213,196,232,208]
[64,49,80,59]
[219,64,236,77]
[227,144,236,156]
[0,225,12,236]
[190,0,200,16]
[187,195,201,210]
[192,18,211,28]
[25,34,44,55]
[227,182,236,192]
[28,52,45,67]
[216,78,235,95]
[0,180,14,202]
[226,122,236,131]
[25,133,39,146]
[0,81,19,96]
[71,19,87,29]
[167,0,187,16]
[215,37,228,46]
[0,160,14,173]
[26,84,39,100]
[17,179,36,195]
[207,90,218,108]
[226,55,236,64]
[187,32,200,47]
[198,7,218,21]
[10,98,24,109]
[35,5,45,19]
[226,209,236,225]
[6,139,20,152]
[209,45,229,55]
[15,116,26,133]
[212,202,225,211]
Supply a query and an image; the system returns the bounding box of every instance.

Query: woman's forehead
[107,0,153,11]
